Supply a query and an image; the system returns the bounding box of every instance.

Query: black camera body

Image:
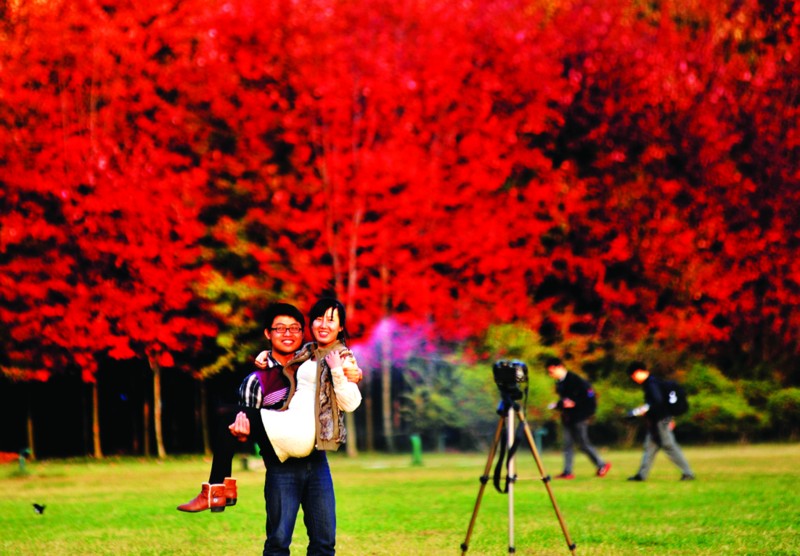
[493,359,528,401]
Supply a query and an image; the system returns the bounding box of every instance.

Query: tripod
[460,395,577,555]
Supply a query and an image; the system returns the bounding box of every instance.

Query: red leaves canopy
[2,0,798,381]
[1,0,218,381]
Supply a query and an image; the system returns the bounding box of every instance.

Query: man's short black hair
[264,303,305,330]
[627,361,647,375]
[544,357,563,368]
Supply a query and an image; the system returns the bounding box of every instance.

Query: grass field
[1,443,798,555]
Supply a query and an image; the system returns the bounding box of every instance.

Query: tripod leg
[506,407,516,554]
[517,409,577,555]
[461,416,505,555]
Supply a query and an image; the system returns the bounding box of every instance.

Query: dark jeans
[207,406,337,555]
[263,450,336,556]
[209,405,277,483]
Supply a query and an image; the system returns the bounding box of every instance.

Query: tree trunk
[343,211,363,457]
[143,396,151,457]
[130,383,139,454]
[148,355,167,459]
[26,406,36,461]
[323,158,362,458]
[91,381,103,458]
[363,374,374,452]
[381,330,395,452]
[380,261,394,452]
[344,410,358,457]
[200,378,211,456]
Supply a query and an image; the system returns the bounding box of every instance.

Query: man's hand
[228,411,251,442]
[627,404,650,418]
[562,398,576,408]
[342,363,363,383]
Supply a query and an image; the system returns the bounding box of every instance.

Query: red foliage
[2,0,798,383]
[1,0,218,382]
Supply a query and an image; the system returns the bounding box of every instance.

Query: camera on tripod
[463,358,576,555]
[492,359,528,401]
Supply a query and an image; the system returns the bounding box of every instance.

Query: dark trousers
[636,417,693,479]
[208,405,280,483]
[263,450,336,556]
[208,406,338,554]
[562,419,605,474]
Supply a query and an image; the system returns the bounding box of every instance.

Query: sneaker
[627,474,644,481]
[680,474,696,481]
[554,473,575,480]
[596,463,612,477]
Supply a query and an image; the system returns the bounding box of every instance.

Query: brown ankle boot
[177,482,227,513]
[223,477,237,507]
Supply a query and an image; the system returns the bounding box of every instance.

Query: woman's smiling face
[311,307,343,348]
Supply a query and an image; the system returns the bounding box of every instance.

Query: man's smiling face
[267,315,304,358]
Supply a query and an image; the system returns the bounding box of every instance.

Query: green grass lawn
[1,444,798,555]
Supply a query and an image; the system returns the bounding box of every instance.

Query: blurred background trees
[1,0,798,457]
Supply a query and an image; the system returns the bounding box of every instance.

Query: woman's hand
[327,349,363,383]
[254,350,269,369]
[325,350,343,370]
[228,411,251,442]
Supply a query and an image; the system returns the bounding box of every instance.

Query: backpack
[660,379,689,416]
[585,384,598,416]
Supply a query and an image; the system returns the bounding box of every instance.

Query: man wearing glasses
[177,302,360,513]
[238,303,309,412]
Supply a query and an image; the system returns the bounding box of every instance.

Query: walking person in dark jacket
[546,357,611,479]
[626,361,695,482]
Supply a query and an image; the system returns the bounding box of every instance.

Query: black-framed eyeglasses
[271,324,303,335]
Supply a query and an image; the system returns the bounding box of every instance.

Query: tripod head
[496,393,521,415]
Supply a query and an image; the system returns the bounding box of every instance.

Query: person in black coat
[626,361,695,481]
[546,357,611,479]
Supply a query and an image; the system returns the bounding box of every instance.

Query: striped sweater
[237,351,290,409]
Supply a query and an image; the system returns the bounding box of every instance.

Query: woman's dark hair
[308,297,348,343]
